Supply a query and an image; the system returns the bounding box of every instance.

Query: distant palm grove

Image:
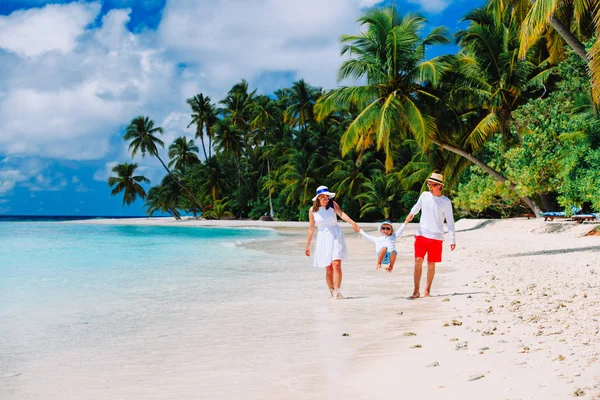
[109,2,600,221]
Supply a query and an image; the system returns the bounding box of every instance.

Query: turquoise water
[0,222,275,309]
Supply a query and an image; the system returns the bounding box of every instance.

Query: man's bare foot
[376,263,382,269]
[424,290,431,297]
[409,292,420,299]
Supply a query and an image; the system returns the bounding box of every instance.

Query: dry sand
[16,217,600,399]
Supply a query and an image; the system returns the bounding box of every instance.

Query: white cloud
[0,2,101,57]
[23,172,68,191]
[158,0,385,95]
[1,0,390,189]
[0,157,48,195]
[0,6,179,161]
[93,161,119,182]
[407,0,453,13]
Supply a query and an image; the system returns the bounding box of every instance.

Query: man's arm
[445,200,456,250]
[407,193,424,222]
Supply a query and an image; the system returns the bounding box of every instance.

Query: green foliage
[454,48,600,215]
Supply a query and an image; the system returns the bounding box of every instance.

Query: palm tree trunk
[208,127,213,159]
[154,152,204,210]
[433,140,543,216]
[199,131,208,160]
[267,157,274,217]
[549,15,589,61]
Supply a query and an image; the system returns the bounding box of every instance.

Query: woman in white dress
[305,185,359,298]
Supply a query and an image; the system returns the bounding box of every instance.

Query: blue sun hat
[312,185,336,201]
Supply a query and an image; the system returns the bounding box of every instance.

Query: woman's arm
[305,210,315,256]
[333,201,359,232]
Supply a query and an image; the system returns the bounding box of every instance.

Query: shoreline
[6,217,600,399]
[71,216,600,398]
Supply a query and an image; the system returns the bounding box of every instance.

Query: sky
[0,0,486,216]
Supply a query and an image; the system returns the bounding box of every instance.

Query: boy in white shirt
[359,217,409,272]
[407,172,456,298]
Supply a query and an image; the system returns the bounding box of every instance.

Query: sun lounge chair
[570,213,600,223]
[542,206,582,221]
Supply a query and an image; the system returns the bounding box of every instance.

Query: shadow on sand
[507,246,600,257]
[456,219,498,233]
[393,291,488,300]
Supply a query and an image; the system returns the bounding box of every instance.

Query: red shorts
[414,235,443,263]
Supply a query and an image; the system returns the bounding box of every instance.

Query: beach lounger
[570,214,600,223]
[542,206,583,221]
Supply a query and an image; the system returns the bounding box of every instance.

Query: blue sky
[0,0,485,216]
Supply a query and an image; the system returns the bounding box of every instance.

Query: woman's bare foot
[409,292,420,299]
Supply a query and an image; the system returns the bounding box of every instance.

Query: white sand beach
[4,217,599,400]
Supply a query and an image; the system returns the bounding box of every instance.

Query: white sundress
[312,204,348,268]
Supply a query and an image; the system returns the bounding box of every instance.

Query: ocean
[0,218,418,400]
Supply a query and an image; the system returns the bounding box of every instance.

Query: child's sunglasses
[380,227,392,231]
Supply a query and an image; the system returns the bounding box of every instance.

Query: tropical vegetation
[109,1,600,221]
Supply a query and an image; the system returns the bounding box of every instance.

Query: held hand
[352,222,360,233]
[406,214,414,222]
[305,247,311,256]
[450,244,456,251]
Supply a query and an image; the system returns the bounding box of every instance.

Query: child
[359,218,408,272]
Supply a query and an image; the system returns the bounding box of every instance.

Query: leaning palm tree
[453,6,555,143]
[124,116,203,210]
[315,8,452,171]
[432,4,553,214]
[513,0,600,102]
[108,163,149,206]
[168,137,200,170]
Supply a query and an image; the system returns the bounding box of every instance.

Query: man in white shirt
[406,173,456,299]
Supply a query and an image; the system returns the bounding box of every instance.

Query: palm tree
[453,6,554,142]
[283,79,322,131]
[168,137,200,170]
[279,148,321,212]
[190,156,232,201]
[329,152,382,200]
[107,163,149,206]
[220,80,256,128]
[187,94,218,159]
[315,8,451,171]
[431,5,553,214]
[124,116,203,210]
[513,0,599,102]
[250,95,282,216]
[203,197,234,219]
[144,181,182,219]
[356,173,397,220]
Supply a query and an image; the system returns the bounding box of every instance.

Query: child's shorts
[378,250,397,264]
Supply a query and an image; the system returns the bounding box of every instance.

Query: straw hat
[312,185,336,201]
[427,173,444,186]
